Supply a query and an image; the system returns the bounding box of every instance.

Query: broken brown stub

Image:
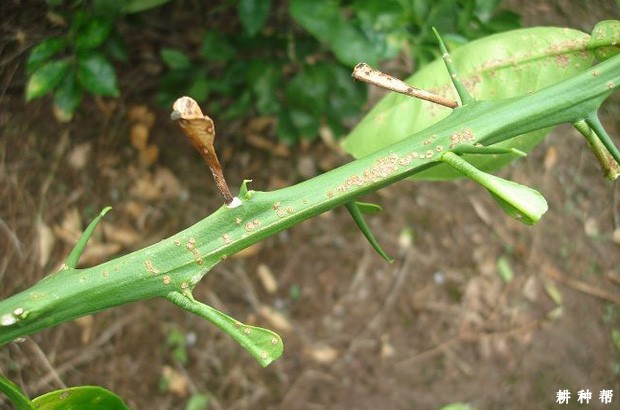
[171,96,235,205]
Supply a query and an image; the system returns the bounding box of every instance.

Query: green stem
[0,54,619,348]
[574,119,620,180]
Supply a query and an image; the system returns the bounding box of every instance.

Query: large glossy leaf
[25,59,71,101]
[32,386,129,409]
[78,53,119,96]
[238,0,272,36]
[343,27,595,179]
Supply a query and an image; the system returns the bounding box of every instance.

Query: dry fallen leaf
[256,263,278,294]
[612,227,620,245]
[231,242,263,258]
[101,223,141,247]
[154,167,184,199]
[37,220,55,268]
[130,123,149,150]
[79,242,122,266]
[128,104,155,129]
[53,208,82,244]
[543,146,558,170]
[67,142,92,171]
[258,305,293,332]
[130,173,162,201]
[380,334,395,359]
[161,366,189,398]
[304,344,339,364]
[75,315,94,344]
[139,144,159,168]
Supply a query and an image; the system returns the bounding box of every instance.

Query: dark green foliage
[27,0,519,139]
[25,1,125,122]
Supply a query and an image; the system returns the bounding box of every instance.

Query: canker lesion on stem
[171,96,234,204]
[352,62,459,109]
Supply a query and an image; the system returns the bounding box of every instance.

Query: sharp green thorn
[166,291,283,367]
[510,148,527,157]
[64,206,112,269]
[432,27,474,105]
[346,201,394,263]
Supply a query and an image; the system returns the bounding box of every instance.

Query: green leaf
[248,60,281,114]
[590,20,620,61]
[0,376,35,410]
[611,329,620,355]
[326,63,366,118]
[78,53,119,96]
[289,109,320,140]
[352,0,407,61]
[238,0,272,36]
[166,292,283,367]
[355,201,382,215]
[74,17,113,51]
[160,48,192,70]
[31,386,130,409]
[200,32,235,62]
[286,64,330,115]
[343,27,595,179]
[25,59,71,101]
[441,152,548,225]
[26,37,68,74]
[53,71,83,122]
[437,404,476,410]
[496,255,514,283]
[104,30,129,62]
[122,0,172,13]
[186,77,209,103]
[290,0,380,66]
[185,394,210,410]
[276,110,299,144]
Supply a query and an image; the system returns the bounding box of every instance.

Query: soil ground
[1,1,620,409]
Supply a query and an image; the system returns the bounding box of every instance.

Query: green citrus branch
[0,51,619,367]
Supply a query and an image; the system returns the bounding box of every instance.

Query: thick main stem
[0,55,619,346]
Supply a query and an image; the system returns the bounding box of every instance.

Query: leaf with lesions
[343,26,598,179]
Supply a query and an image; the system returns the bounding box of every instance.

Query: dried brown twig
[352,63,459,109]
[171,97,235,205]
